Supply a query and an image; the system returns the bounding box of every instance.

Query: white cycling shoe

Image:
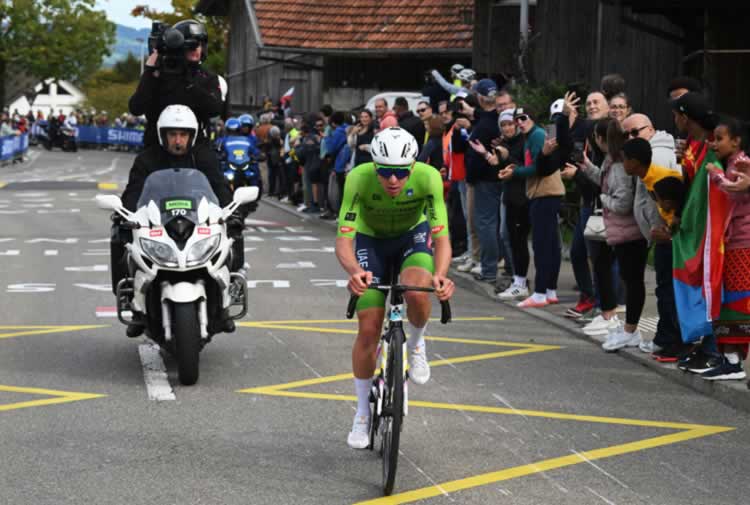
[347,414,371,449]
[408,344,430,385]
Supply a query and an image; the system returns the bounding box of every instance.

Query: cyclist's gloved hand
[348,270,372,297]
[432,274,455,301]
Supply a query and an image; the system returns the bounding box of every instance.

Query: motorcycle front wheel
[172,302,201,385]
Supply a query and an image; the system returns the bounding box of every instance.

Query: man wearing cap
[464,78,503,283]
[671,92,716,183]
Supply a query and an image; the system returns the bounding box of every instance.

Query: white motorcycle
[96,168,258,385]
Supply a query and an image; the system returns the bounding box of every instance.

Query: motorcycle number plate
[149,229,163,237]
[197,227,211,235]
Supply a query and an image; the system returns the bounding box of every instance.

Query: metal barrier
[0,133,28,162]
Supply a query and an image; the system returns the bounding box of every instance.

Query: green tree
[0,0,115,107]
[131,0,228,75]
[113,52,142,83]
[82,80,137,117]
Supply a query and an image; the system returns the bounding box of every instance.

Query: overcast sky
[95,0,175,29]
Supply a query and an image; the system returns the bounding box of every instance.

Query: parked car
[364,92,425,113]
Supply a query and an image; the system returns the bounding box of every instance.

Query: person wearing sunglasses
[416,100,434,145]
[335,127,455,449]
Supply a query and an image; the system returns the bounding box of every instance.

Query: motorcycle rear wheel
[172,302,201,386]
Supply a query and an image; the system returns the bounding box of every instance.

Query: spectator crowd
[259,66,750,385]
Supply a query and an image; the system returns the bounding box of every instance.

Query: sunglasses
[376,166,411,179]
[623,125,649,139]
[515,115,529,123]
[416,108,428,114]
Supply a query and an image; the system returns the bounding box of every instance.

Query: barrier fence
[0,133,29,161]
[75,126,144,146]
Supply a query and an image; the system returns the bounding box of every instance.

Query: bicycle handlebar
[345,284,452,324]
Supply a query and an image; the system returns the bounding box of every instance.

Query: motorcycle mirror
[147,200,162,226]
[233,186,259,205]
[95,194,124,211]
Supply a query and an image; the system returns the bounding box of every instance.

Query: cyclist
[335,127,455,449]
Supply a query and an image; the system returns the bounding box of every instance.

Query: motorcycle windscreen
[137,168,219,225]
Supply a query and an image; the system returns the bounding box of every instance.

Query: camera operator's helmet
[157,105,199,148]
[173,19,208,62]
[450,64,464,77]
[457,68,476,83]
[225,117,241,134]
[370,127,418,169]
[238,114,255,129]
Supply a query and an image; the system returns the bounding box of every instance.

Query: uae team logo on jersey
[406,188,414,197]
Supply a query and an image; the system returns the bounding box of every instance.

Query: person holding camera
[129,19,224,149]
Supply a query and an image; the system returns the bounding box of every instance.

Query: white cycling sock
[726,352,740,365]
[354,378,371,418]
[406,321,427,349]
[546,289,557,300]
[513,276,527,288]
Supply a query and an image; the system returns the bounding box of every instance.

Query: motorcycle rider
[129,19,225,148]
[111,104,243,337]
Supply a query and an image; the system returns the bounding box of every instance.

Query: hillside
[104,24,151,67]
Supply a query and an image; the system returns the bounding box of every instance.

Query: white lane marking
[0,250,19,256]
[244,236,264,242]
[88,238,110,243]
[27,238,79,244]
[572,449,630,489]
[247,280,290,288]
[44,250,59,256]
[276,236,319,241]
[310,279,348,287]
[93,157,119,176]
[244,218,283,226]
[0,210,27,214]
[279,247,334,253]
[0,238,15,243]
[138,344,176,401]
[585,487,618,505]
[65,265,108,272]
[75,283,112,292]
[243,247,257,252]
[37,209,80,214]
[275,261,316,269]
[68,193,78,196]
[24,203,53,208]
[6,283,56,293]
[83,249,109,256]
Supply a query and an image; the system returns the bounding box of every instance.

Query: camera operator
[129,19,224,148]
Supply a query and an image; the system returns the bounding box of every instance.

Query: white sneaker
[296,204,307,212]
[451,253,469,265]
[347,414,370,449]
[469,263,482,275]
[497,284,529,300]
[582,315,613,332]
[408,343,430,385]
[602,327,640,352]
[457,259,475,272]
[615,304,627,313]
[279,196,290,204]
[638,338,656,353]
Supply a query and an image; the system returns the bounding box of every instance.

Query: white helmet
[450,63,464,77]
[457,68,476,83]
[370,127,418,168]
[157,104,198,147]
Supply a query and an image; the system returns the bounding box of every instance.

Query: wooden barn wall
[225,1,323,114]
[474,0,686,129]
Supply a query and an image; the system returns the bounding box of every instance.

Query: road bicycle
[346,276,451,495]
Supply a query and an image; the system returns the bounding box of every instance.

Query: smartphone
[544,124,557,139]
[570,141,585,164]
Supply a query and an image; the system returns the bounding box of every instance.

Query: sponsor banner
[0,133,29,161]
[76,126,144,146]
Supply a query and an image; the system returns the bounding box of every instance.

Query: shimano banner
[76,126,144,146]
[0,133,29,161]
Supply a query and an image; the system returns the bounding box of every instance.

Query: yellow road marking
[235,317,733,504]
[0,325,109,340]
[352,426,732,505]
[0,182,6,189]
[97,182,118,190]
[0,385,105,413]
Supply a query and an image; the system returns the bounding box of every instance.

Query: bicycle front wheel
[382,326,404,496]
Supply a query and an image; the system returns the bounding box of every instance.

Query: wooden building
[473,0,750,128]
[196,0,474,115]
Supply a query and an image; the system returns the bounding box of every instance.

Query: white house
[8,79,86,117]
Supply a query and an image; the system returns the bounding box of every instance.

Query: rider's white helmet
[450,63,464,77]
[370,127,419,168]
[157,104,199,147]
[457,68,476,83]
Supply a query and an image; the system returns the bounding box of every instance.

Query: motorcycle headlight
[139,238,178,267]
[226,172,235,181]
[187,234,220,266]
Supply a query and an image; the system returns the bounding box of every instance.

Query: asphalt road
[1,148,750,505]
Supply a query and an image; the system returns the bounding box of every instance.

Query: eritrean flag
[672,142,732,343]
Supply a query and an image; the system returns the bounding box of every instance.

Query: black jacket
[417,135,444,170]
[129,64,224,148]
[121,143,232,212]
[464,108,500,184]
[397,111,426,149]
[500,134,527,206]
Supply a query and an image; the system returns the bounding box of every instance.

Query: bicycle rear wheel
[382,326,404,496]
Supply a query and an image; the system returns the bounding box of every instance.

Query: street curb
[450,269,750,414]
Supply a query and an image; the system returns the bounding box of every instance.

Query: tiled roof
[254,0,473,51]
